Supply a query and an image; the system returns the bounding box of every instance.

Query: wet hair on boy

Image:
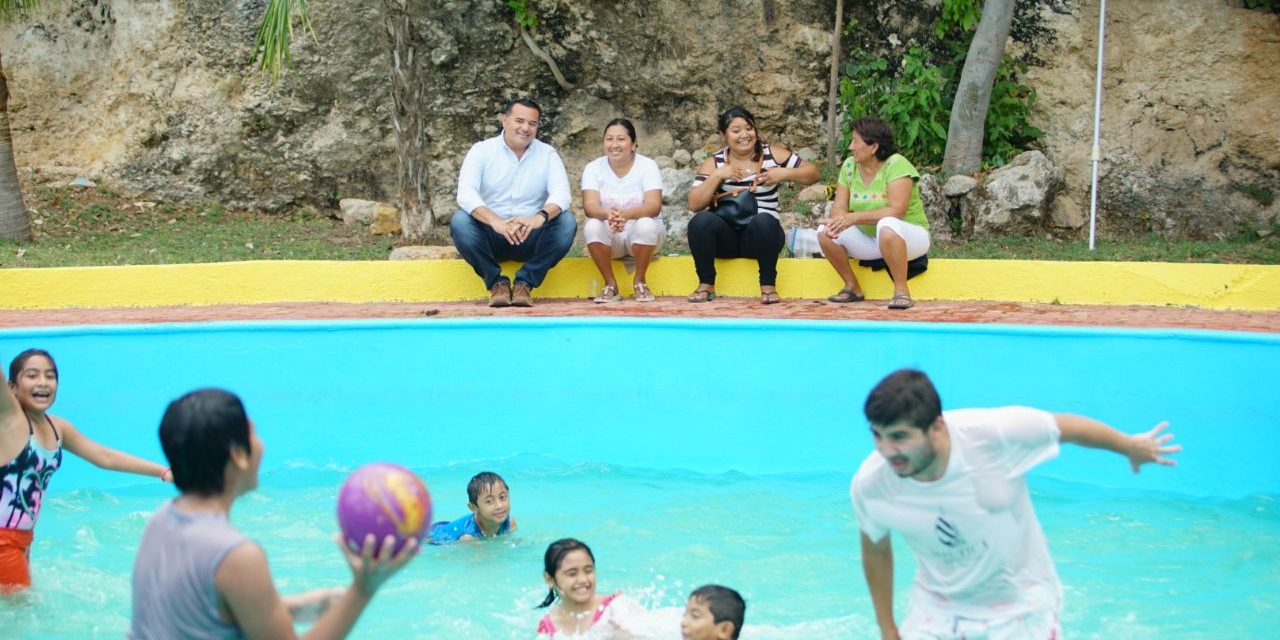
[158,387,251,495]
[467,471,506,504]
[683,584,745,640]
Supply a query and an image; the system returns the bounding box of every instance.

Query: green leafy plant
[982,57,1041,167]
[935,0,980,39]
[1244,0,1279,13]
[839,47,949,165]
[838,0,1042,169]
[507,0,537,28]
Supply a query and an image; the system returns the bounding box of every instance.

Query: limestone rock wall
[1025,0,1279,238]
[1,0,1276,240]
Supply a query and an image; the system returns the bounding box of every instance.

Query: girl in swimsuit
[1,348,170,592]
[536,537,653,638]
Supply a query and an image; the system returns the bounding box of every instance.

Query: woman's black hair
[603,118,637,143]
[716,106,763,161]
[537,538,595,608]
[850,116,898,161]
[9,348,56,383]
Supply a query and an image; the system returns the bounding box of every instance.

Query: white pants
[818,217,930,261]
[901,604,1060,640]
[583,217,665,258]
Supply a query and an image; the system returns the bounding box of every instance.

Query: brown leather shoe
[511,282,534,307]
[489,281,512,308]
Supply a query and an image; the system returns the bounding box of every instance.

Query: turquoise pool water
[0,318,1277,638]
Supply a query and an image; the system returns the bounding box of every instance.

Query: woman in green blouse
[817,117,931,309]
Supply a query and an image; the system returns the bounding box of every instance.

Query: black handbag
[709,189,758,229]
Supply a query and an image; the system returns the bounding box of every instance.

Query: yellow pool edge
[6,257,1279,311]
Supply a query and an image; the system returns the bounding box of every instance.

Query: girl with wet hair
[1,348,170,591]
[535,537,656,637]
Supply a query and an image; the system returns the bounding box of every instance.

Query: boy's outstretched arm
[861,532,901,640]
[1055,414,1181,473]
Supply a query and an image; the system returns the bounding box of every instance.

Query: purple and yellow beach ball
[337,462,432,554]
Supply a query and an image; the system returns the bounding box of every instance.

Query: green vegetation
[839,0,1043,168]
[931,234,1280,264]
[0,185,394,268]
[507,0,537,28]
[1,184,1276,268]
[1236,182,1275,207]
[1244,0,1280,13]
[254,0,317,81]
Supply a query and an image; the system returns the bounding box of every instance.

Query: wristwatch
[536,209,550,222]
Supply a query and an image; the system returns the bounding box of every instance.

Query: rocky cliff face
[2,0,1276,240]
[1025,0,1280,238]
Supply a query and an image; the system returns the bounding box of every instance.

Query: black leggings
[687,210,785,287]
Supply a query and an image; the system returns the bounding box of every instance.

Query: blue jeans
[449,209,578,289]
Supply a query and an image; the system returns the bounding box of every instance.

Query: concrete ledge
[3,257,1278,311]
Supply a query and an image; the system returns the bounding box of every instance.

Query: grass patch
[931,234,1280,264]
[1,181,1277,267]
[0,184,397,268]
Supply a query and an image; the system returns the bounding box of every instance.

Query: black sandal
[827,288,865,303]
[688,288,717,303]
[888,294,915,310]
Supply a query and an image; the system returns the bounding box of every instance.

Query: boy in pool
[130,388,418,639]
[428,471,517,543]
[852,369,1181,640]
[681,584,745,640]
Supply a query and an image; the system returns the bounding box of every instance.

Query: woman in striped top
[686,106,819,304]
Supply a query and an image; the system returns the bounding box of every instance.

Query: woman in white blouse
[581,118,666,303]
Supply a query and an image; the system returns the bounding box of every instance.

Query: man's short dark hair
[505,97,542,119]
[466,471,507,505]
[159,388,250,496]
[690,584,745,639]
[864,369,942,431]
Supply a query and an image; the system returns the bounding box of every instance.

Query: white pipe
[1088,0,1108,251]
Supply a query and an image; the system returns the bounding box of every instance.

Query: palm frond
[253,0,317,82]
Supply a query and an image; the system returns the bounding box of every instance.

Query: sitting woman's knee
[875,218,905,243]
[687,210,722,234]
[631,217,661,243]
[749,213,783,233]
[583,217,611,245]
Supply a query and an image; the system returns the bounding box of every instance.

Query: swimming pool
[1,318,1277,638]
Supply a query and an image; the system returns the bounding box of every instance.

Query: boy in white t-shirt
[581,118,666,303]
[851,369,1181,640]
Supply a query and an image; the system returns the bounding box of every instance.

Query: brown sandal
[760,290,782,305]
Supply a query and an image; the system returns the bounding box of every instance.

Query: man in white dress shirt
[451,98,575,307]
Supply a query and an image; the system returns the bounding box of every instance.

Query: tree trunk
[826,0,843,168]
[0,53,31,242]
[382,0,434,241]
[942,0,1015,176]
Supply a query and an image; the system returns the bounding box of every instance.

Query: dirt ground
[2,297,1277,333]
